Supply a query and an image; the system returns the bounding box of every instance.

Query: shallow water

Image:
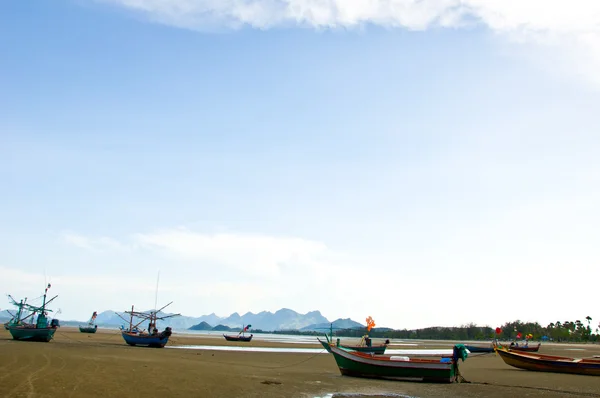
[168,344,453,355]
[167,345,328,353]
[316,394,419,398]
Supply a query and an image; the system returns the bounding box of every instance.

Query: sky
[1,0,599,330]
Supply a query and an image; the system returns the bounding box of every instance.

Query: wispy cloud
[133,228,330,277]
[62,232,129,252]
[96,0,600,84]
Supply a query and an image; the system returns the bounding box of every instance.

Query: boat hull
[464,344,495,353]
[329,345,457,383]
[79,326,98,333]
[121,332,169,348]
[319,338,387,354]
[7,326,57,342]
[223,334,253,342]
[496,348,600,376]
[510,343,541,352]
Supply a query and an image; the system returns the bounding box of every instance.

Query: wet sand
[1,328,599,397]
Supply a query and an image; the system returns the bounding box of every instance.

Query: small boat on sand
[464,343,495,353]
[79,311,98,333]
[319,318,389,354]
[224,324,253,342]
[496,346,600,376]
[223,334,253,342]
[318,337,389,354]
[508,342,541,352]
[328,344,469,383]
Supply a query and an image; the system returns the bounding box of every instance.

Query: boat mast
[130,305,134,331]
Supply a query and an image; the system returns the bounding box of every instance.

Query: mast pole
[130,305,134,331]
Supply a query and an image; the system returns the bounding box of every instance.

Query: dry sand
[2,327,600,397]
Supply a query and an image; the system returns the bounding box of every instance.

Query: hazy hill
[32,307,363,332]
[189,308,329,331]
[188,321,212,331]
[301,318,365,332]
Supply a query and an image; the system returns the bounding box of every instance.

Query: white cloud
[62,232,128,252]
[133,228,329,277]
[5,222,600,328]
[97,0,600,85]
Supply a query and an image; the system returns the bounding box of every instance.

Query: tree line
[336,316,598,342]
[251,316,599,342]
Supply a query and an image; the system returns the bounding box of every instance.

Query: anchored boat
[496,346,600,376]
[117,302,179,348]
[328,344,469,383]
[79,311,98,333]
[223,324,253,342]
[6,284,60,342]
[319,317,389,354]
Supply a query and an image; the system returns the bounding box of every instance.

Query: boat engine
[50,319,61,328]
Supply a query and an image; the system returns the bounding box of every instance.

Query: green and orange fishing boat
[6,284,60,342]
[328,344,469,383]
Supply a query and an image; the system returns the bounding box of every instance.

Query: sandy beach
[2,327,600,398]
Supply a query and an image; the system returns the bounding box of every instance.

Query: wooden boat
[79,311,98,333]
[509,342,541,352]
[496,346,600,376]
[328,344,469,383]
[464,343,495,353]
[318,321,389,354]
[117,303,179,348]
[319,337,389,354]
[223,334,253,342]
[224,324,253,342]
[6,284,60,342]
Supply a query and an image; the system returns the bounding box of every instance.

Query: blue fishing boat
[121,326,172,347]
[116,272,180,348]
[117,303,179,348]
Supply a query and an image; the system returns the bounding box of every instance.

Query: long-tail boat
[464,343,495,353]
[328,344,469,383]
[116,302,179,348]
[508,342,541,352]
[319,318,389,354]
[79,311,98,333]
[495,346,600,376]
[493,340,541,352]
[6,284,60,342]
[224,324,253,342]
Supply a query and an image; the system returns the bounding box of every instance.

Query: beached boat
[318,337,389,354]
[79,311,98,333]
[224,324,253,342]
[464,343,495,353]
[496,346,600,376]
[223,334,253,342]
[494,341,541,352]
[328,344,469,383]
[318,319,389,354]
[6,284,60,342]
[117,303,179,348]
[509,342,541,352]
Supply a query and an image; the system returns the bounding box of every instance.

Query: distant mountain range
[1,306,370,332]
[0,308,368,332]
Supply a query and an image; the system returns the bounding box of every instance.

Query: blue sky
[1,0,599,329]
